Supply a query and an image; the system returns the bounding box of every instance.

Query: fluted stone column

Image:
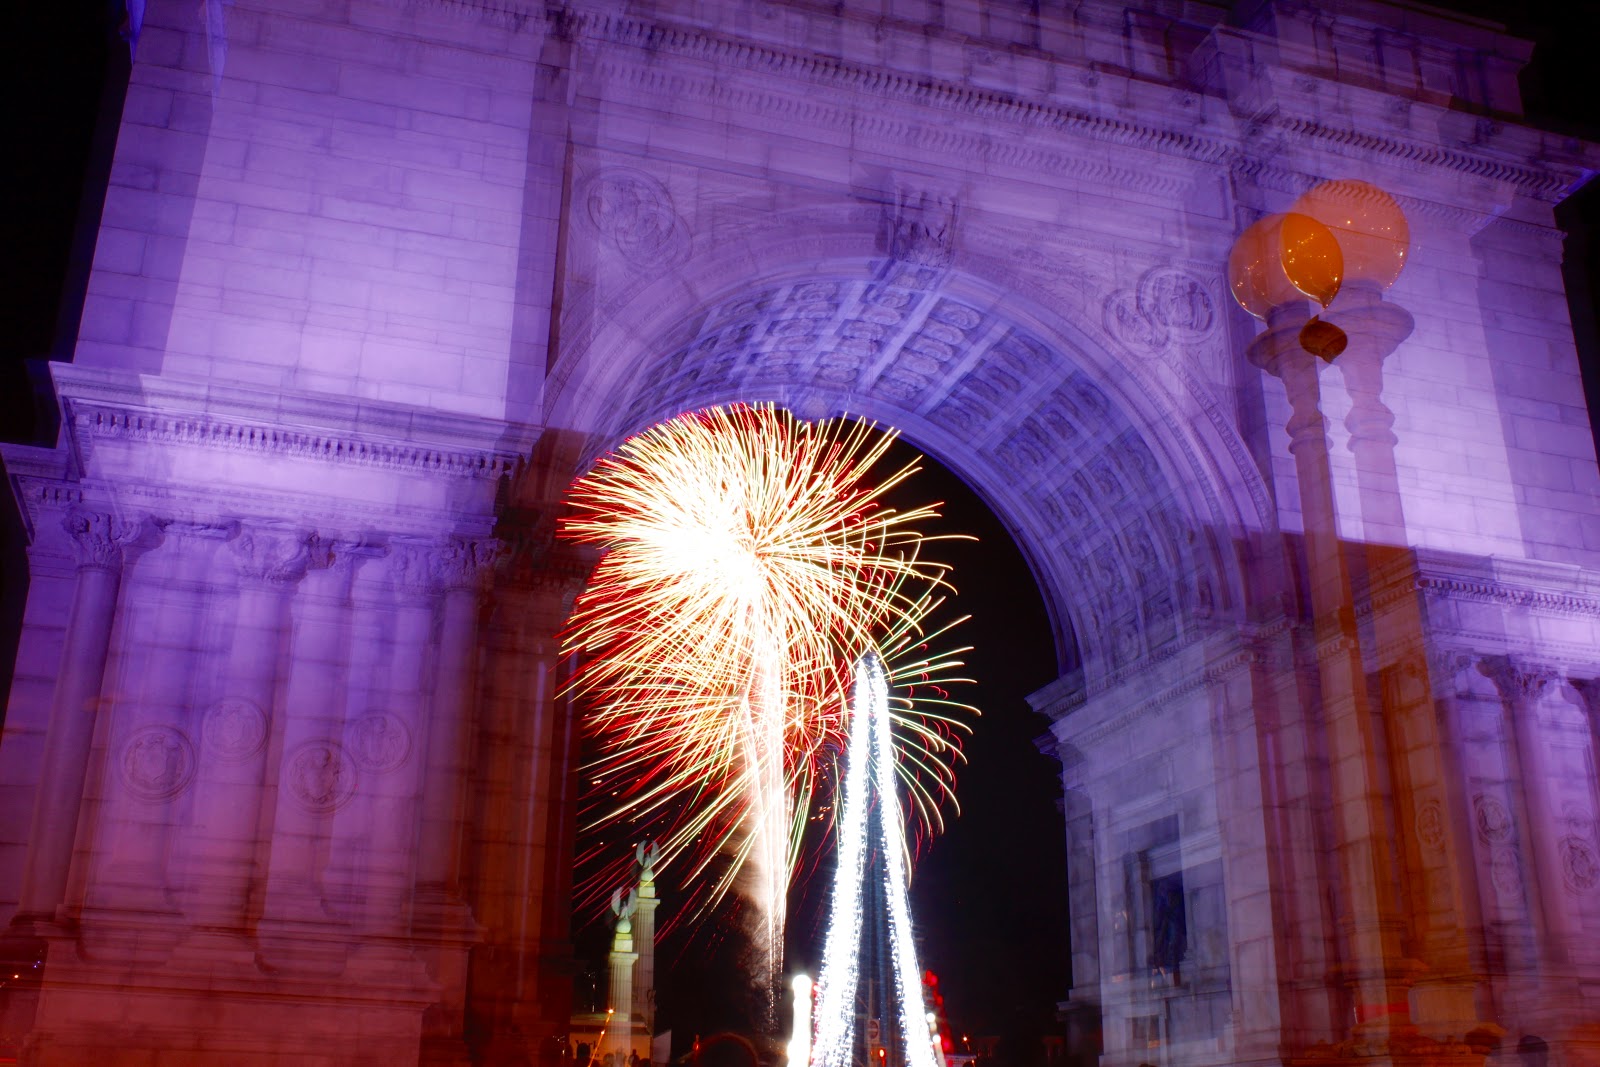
[14,510,142,924]
[608,889,639,1054]
[258,532,358,958]
[412,538,495,1066]
[1574,677,1600,822]
[1248,308,1416,1041]
[182,523,308,934]
[417,539,496,898]
[1477,658,1577,962]
[337,540,436,942]
[453,553,585,1067]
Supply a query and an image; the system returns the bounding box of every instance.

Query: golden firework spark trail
[561,404,974,1005]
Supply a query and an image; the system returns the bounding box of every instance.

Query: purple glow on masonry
[2,0,1599,1064]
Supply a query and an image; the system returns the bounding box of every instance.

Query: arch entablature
[545,218,1270,687]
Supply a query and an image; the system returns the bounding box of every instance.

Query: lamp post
[1231,192,1419,1046]
[1298,184,1500,1039]
[1295,179,1414,546]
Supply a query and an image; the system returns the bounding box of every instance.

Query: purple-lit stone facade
[2,0,1599,1064]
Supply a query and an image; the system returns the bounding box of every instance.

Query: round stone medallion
[1416,800,1446,850]
[1490,848,1523,899]
[1562,836,1600,892]
[120,725,196,801]
[1473,794,1513,843]
[285,740,356,814]
[1562,800,1595,839]
[346,712,411,774]
[1137,267,1217,341]
[202,697,268,761]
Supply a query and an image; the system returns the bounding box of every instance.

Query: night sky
[6,0,1600,1060]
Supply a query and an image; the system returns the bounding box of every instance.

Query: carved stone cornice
[562,4,1590,205]
[65,402,523,482]
[2,442,83,546]
[1363,549,1600,621]
[50,363,533,486]
[1420,574,1600,617]
[1356,551,1600,676]
[410,0,546,32]
[1268,113,1573,199]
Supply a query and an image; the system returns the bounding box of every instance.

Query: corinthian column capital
[228,524,314,584]
[62,509,146,571]
[1477,654,1557,705]
[387,539,442,600]
[389,537,501,599]
[1566,677,1600,719]
[434,537,501,593]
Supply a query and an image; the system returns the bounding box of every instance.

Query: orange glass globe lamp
[1228,212,1345,318]
[1229,211,1349,359]
[1292,179,1409,291]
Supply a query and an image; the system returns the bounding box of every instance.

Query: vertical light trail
[872,654,940,1067]
[810,659,877,1067]
[787,973,814,1067]
[811,653,940,1067]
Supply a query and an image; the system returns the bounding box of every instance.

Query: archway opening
[563,411,1067,1061]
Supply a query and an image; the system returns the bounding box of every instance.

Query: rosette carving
[1562,837,1600,892]
[583,168,689,268]
[346,712,410,773]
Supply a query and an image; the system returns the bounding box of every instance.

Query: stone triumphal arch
[4,0,1600,1065]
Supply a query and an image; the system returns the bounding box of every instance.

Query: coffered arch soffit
[544,218,1267,684]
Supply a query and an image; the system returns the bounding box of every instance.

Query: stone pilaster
[417,537,498,898]
[1476,657,1575,963]
[257,529,358,969]
[180,522,309,935]
[13,509,145,924]
[337,539,436,944]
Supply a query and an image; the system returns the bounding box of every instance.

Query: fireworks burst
[561,404,973,1002]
